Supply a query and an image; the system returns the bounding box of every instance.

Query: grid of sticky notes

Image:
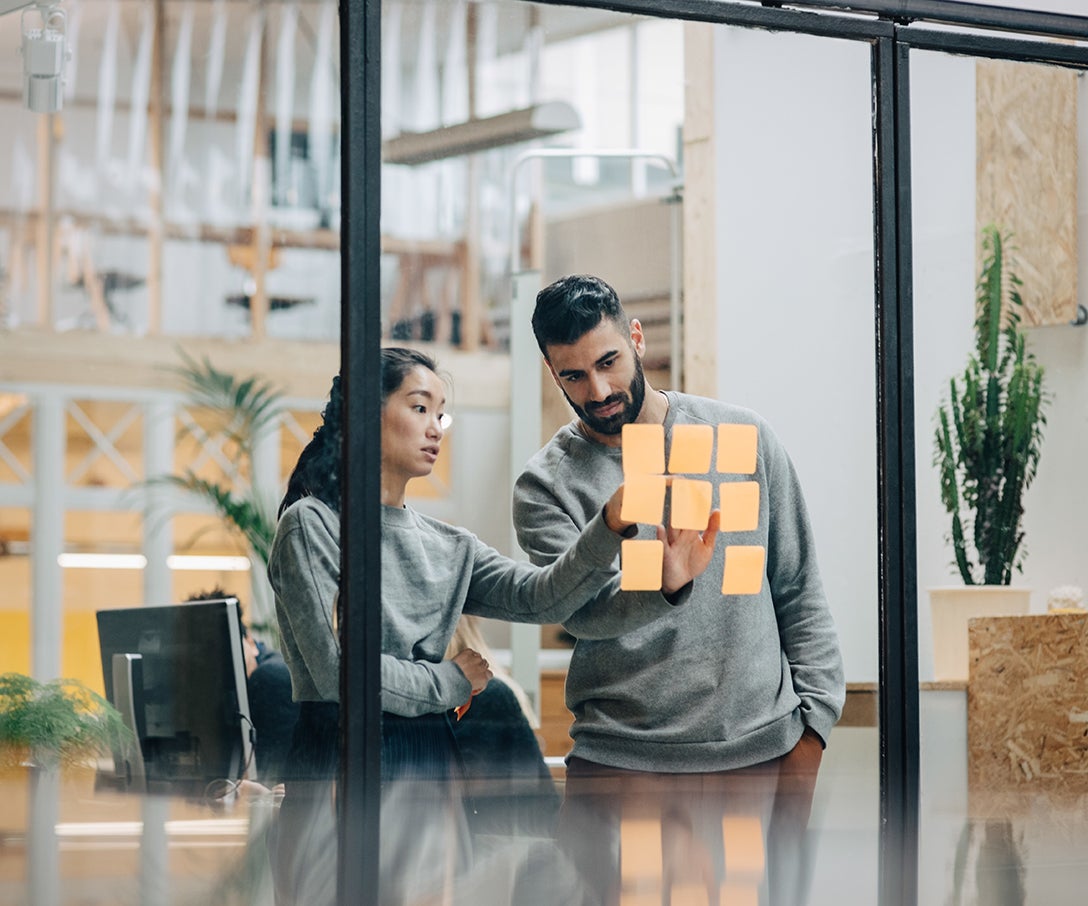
[619,422,765,595]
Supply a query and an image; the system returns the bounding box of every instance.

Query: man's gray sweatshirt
[513,391,845,772]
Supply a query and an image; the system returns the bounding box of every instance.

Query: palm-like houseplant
[0,672,131,769]
[2,673,136,906]
[933,225,1050,586]
[145,350,283,633]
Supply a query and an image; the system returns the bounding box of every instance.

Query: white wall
[712,27,1088,683]
[906,48,1088,676]
[714,26,879,681]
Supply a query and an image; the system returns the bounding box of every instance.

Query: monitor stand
[109,653,147,791]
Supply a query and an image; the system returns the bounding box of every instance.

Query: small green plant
[934,225,1049,586]
[0,673,132,769]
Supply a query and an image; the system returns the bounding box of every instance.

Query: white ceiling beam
[382,100,580,166]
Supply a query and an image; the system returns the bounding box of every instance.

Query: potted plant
[1,673,134,903]
[0,672,131,769]
[143,350,283,636]
[930,225,1050,680]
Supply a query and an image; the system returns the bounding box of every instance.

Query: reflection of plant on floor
[949,818,1026,906]
[0,672,131,769]
[144,349,283,633]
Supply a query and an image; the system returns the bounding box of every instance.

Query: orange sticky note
[717,423,758,475]
[621,474,667,525]
[719,481,760,532]
[622,423,665,476]
[620,539,663,591]
[722,816,766,877]
[673,887,721,906]
[718,886,759,906]
[669,478,713,530]
[721,545,765,595]
[620,816,663,885]
[667,424,714,474]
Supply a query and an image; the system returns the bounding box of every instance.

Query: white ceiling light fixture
[166,555,251,572]
[15,1,69,114]
[55,553,251,571]
[382,101,582,166]
[57,553,147,570]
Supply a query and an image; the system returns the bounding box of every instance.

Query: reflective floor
[2,691,1087,905]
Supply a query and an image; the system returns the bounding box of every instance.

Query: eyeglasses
[439,412,453,431]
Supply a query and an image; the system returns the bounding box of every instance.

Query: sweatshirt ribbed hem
[568,710,806,773]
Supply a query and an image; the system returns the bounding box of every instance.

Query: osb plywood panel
[976,59,1077,327]
[967,613,1088,794]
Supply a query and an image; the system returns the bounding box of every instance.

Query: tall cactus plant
[934,226,1049,585]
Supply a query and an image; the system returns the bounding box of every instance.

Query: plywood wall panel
[976,59,1077,327]
[968,613,1088,795]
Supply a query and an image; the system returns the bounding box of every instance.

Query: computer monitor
[96,598,254,796]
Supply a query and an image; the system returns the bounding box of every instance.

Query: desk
[0,762,267,905]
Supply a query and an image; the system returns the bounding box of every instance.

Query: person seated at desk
[444,615,560,839]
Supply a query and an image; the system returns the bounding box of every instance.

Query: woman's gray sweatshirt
[267,496,626,716]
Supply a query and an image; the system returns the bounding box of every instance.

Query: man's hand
[781,725,824,777]
[451,647,493,694]
[602,482,720,594]
[660,510,721,594]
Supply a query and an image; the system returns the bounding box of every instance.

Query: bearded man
[512,274,845,906]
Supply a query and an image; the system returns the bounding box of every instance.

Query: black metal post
[535,0,891,38]
[872,33,920,906]
[338,1,382,903]
[534,0,1088,40]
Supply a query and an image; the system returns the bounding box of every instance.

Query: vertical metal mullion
[339,1,383,903]
[872,33,920,906]
[31,391,64,682]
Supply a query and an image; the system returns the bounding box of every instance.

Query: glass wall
[365,4,880,904]
[8,1,1088,904]
[0,1,340,903]
[910,45,1088,904]
[708,22,881,905]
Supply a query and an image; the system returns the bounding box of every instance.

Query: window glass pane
[911,47,1088,903]
[375,4,878,903]
[1,1,340,901]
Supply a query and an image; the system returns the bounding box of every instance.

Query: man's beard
[565,356,646,436]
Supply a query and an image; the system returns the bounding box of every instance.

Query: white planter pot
[928,586,1031,682]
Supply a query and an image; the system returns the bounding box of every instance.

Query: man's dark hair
[185,585,238,605]
[185,586,246,635]
[531,275,629,359]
